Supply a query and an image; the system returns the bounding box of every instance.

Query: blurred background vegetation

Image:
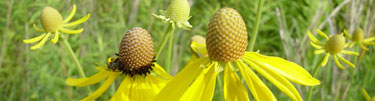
[0,0,374,100]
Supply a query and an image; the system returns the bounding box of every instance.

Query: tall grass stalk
[248,0,264,51]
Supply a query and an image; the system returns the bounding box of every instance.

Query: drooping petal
[64,4,77,23]
[153,63,172,79]
[359,43,369,51]
[190,40,208,57]
[59,28,84,34]
[337,55,355,68]
[333,55,344,69]
[362,88,372,101]
[154,57,210,101]
[51,31,60,44]
[363,37,375,42]
[129,76,156,101]
[63,14,91,27]
[316,29,329,40]
[310,42,322,49]
[236,60,276,101]
[223,62,249,101]
[321,53,330,67]
[110,76,132,101]
[23,33,46,43]
[30,33,51,50]
[341,50,359,56]
[343,29,352,39]
[307,31,323,45]
[243,58,302,101]
[81,74,117,101]
[66,68,118,87]
[245,52,320,86]
[348,42,355,48]
[33,24,45,32]
[181,62,217,101]
[314,49,325,54]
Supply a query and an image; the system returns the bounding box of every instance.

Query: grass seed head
[206,7,248,62]
[325,34,346,54]
[40,7,63,32]
[119,27,155,70]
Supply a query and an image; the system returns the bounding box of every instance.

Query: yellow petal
[333,55,344,69]
[129,76,156,101]
[314,49,325,54]
[154,57,210,101]
[153,63,172,79]
[310,41,322,49]
[362,88,372,101]
[245,52,320,86]
[30,33,51,50]
[243,58,302,101]
[81,74,117,101]
[359,43,369,51]
[51,31,60,44]
[110,76,132,101]
[64,4,76,23]
[59,28,84,34]
[33,24,45,32]
[337,55,355,68]
[321,53,330,67]
[363,37,375,42]
[341,50,359,56]
[64,14,90,27]
[66,68,117,87]
[23,33,46,43]
[343,29,352,39]
[190,40,208,57]
[307,31,323,45]
[181,62,217,101]
[223,62,249,101]
[236,60,276,101]
[316,29,329,40]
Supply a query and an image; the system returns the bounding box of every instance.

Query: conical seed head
[352,27,364,42]
[40,7,63,32]
[206,7,248,62]
[166,0,190,22]
[119,27,155,70]
[325,34,346,54]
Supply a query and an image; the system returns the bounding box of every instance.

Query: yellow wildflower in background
[66,27,171,100]
[308,29,359,69]
[154,7,320,101]
[362,88,375,101]
[343,27,375,51]
[152,0,192,30]
[23,4,90,50]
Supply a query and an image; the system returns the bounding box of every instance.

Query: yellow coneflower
[343,27,375,51]
[154,7,320,101]
[66,27,171,101]
[23,4,90,50]
[152,0,192,30]
[308,29,359,69]
[362,88,375,101]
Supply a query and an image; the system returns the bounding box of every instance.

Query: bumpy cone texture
[353,27,364,42]
[40,7,63,32]
[166,0,190,22]
[119,27,155,70]
[206,7,248,62]
[325,34,345,54]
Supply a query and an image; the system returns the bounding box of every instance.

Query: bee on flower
[23,4,90,50]
[152,0,192,30]
[154,7,320,101]
[343,27,375,51]
[66,27,171,101]
[308,29,359,69]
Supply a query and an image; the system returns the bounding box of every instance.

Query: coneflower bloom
[152,0,192,30]
[308,29,359,69]
[362,88,375,101]
[66,27,171,101]
[154,7,320,101]
[343,27,375,51]
[23,4,90,50]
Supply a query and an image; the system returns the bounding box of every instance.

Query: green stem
[307,56,325,101]
[155,25,173,59]
[165,28,175,73]
[61,35,91,93]
[248,0,264,51]
[216,71,224,101]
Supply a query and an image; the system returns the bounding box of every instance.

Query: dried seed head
[166,0,190,23]
[119,27,155,70]
[352,27,364,42]
[206,7,248,62]
[325,34,346,54]
[40,7,63,32]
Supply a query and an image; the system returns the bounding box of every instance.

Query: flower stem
[165,28,175,73]
[248,0,264,51]
[155,25,173,59]
[61,35,92,93]
[307,56,325,101]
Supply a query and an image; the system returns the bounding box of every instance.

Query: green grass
[0,0,374,100]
